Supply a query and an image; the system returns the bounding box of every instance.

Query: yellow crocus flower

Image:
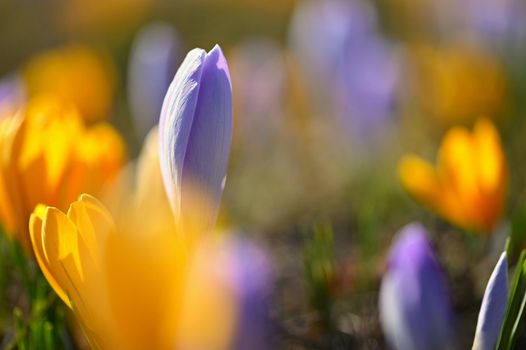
[29,130,237,350]
[24,45,115,123]
[0,96,125,250]
[399,118,507,234]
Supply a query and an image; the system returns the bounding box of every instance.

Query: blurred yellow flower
[0,96,125,250]
[399,118,507,233]
[23,45,115,123]
[414,45,506,124]
[60,0,151,35]
[29,130,237,349]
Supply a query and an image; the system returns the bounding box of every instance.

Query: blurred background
[2,0,526,348]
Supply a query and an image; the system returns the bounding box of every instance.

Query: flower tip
[32,204,49,220]
[211,43,223,54]
[78,193,100,204]
[207,44,231,89]
[206,44,232,90]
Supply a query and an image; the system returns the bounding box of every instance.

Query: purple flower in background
[337,35,398,137]
[289,0,399,139]
[176,234,274,349]
[430,0,526,49]
[472,252,508,350]
[223,235,274,350]
[230,39,286,146]
[159,45,232,232]
[379,223,454,350]
[0,73,25,118]
[128,22,181,139]
[463,0,526,47]
[465,0,517,38]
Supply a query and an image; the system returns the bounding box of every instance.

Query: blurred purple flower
[159,45,232,232]
[465,0,518,39]
[0,73,25,117]
[289,0,399,138]
[128,22,181,139]
[231,39,286,146]
[431,0,526,49]
[379,223,454,350]
[223,235,274,350]
[472,252,508,350]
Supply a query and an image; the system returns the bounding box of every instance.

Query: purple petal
[224,235,274,350]
[159,45,232,232]
[473,252,509,350]
[128,22,181,139]
[379,223,454,350]
[159,47,206,218]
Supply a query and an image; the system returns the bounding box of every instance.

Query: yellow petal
[104,212,183,349]
[66,194,114,274]
[438,127,479,202]
[0,114,25,237]
[41,207,83,306]
[30,205,70,306]
[398,155,443,209]
[176,240,237,350]
[474,118,506,194]
[133,127,172,224]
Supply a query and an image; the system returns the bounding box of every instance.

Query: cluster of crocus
[0,96,125,251]
[289,0,399,138]
[380,223,509,350]
[399,118,507,234]
[29,44,271,349]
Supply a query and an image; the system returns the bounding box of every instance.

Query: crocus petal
[379,223,453,350]
[472,252,508,350]
[159,48,206,218]
[159,45,232,232]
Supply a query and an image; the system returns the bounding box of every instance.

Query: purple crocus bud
[128,22,181,139]
[379,223,454,350]
[159,45,233,233]
[472,252,508,350]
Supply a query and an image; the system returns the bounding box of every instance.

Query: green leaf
[496,251,526,350]
[43,321,54,350]
[506,204,526,264]
[303,221,336,330]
